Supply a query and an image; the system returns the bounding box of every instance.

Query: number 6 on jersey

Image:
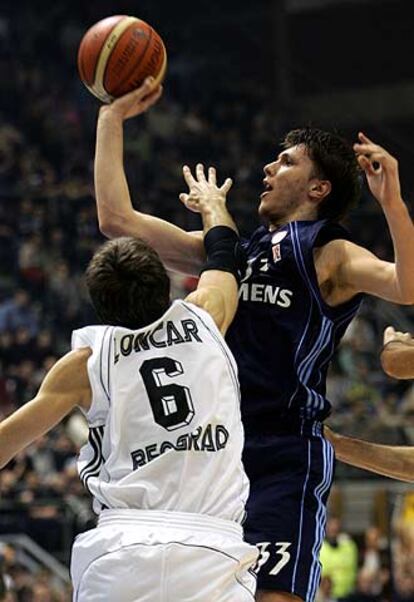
[140,357,195,431]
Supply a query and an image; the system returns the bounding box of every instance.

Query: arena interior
[1,0,414,600]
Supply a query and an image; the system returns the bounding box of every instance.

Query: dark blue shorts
[243,422,335,601]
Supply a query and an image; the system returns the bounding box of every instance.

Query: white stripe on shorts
[98,508,244,541]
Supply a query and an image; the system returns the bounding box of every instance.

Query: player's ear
[309,179,331,202]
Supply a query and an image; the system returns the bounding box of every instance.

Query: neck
[267,206,319,231]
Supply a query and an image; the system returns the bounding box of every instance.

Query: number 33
[253,542,292,575]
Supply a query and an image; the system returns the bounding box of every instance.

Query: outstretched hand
[354,132,401,208]
[100,77,163,121]
[179,164,233,213]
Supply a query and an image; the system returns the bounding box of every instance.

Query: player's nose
[263,162,275,176]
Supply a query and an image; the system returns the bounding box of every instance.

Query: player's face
[259,144,317,222]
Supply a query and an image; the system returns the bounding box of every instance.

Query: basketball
[77,15,167,103]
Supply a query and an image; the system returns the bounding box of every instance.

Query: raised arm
[95,78,204,275]
[325,427,414,483]
[0,348,91,468]
[181,165,240,335]
[324,133,414,305]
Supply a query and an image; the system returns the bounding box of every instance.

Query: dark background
[0,2,414,598]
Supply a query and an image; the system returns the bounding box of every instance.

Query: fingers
[182,165,197,188]
[354,132,382,169]
[208,166,217,186]
[178,191,201,213]
[220,178,233,194]
[115,77,156,106]
[383,325,413,346]
[354,143,382,155]
[179,191,194,208]
[358,131,374,144]
[196,163,207,182]
[354,134,397,173]
[383,325,396,345]
[182,164,232,196]
[183,164,224,185]
[140,85,163,110]
[138,76,157,97]
[111,77,163,120]
[357,154,382,175]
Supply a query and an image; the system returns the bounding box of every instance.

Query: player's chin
[258,198,271,218]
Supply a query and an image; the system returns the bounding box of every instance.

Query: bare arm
[95,79,204,275]
[181,165,239,335]
[347,134,414,303]
[354,133,414,304]
[325,427,414,483]
[324,239,412,304]
[316,134,414,306]
[0,349,91,468]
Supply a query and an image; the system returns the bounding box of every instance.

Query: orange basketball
[77,15,167,103]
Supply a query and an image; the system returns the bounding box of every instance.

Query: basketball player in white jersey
[0,167,258,600]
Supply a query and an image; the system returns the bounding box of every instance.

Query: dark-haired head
[282,127,361,221]
[85,237,170,329]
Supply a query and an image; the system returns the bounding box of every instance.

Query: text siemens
[239,283,293,307]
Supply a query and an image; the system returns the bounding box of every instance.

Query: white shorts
[71,509,258,601]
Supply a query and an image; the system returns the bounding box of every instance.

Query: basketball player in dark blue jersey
[94,79,414,602]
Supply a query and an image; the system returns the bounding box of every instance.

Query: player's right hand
[99,77,163,121]
[179,164,233,214]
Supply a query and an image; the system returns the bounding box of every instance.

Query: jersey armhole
[72,326,112,421]
[288,221,363,320]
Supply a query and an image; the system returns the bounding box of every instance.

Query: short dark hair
[85,237,170,329]
[282,127,361,221]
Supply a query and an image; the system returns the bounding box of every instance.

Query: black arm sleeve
[199,226,242,283]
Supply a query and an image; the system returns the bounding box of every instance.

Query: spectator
[359,526,390,597]
[343,569,382,602]
[316,576,336,602]
[320,516,358,600]
[393,521,414,601]
[0,290,38,337]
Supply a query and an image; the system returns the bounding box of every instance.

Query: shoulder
[185,287,225,322]
[60,347,92,369]
[313,238,353,281]
[45,348,92,396]
[313,239,372,304]
[314,238,370,269]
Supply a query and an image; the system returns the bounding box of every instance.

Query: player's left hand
[179,164,233,213]
[354,132,402,208]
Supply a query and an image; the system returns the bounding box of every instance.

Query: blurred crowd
[317,507,414,602]
[1,1,414,599]
[1,540,70,601]
[318,518,390,602]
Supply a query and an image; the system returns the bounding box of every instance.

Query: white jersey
[71,299,249,524]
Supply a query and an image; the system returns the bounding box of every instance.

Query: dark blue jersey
[226,220,363,435]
